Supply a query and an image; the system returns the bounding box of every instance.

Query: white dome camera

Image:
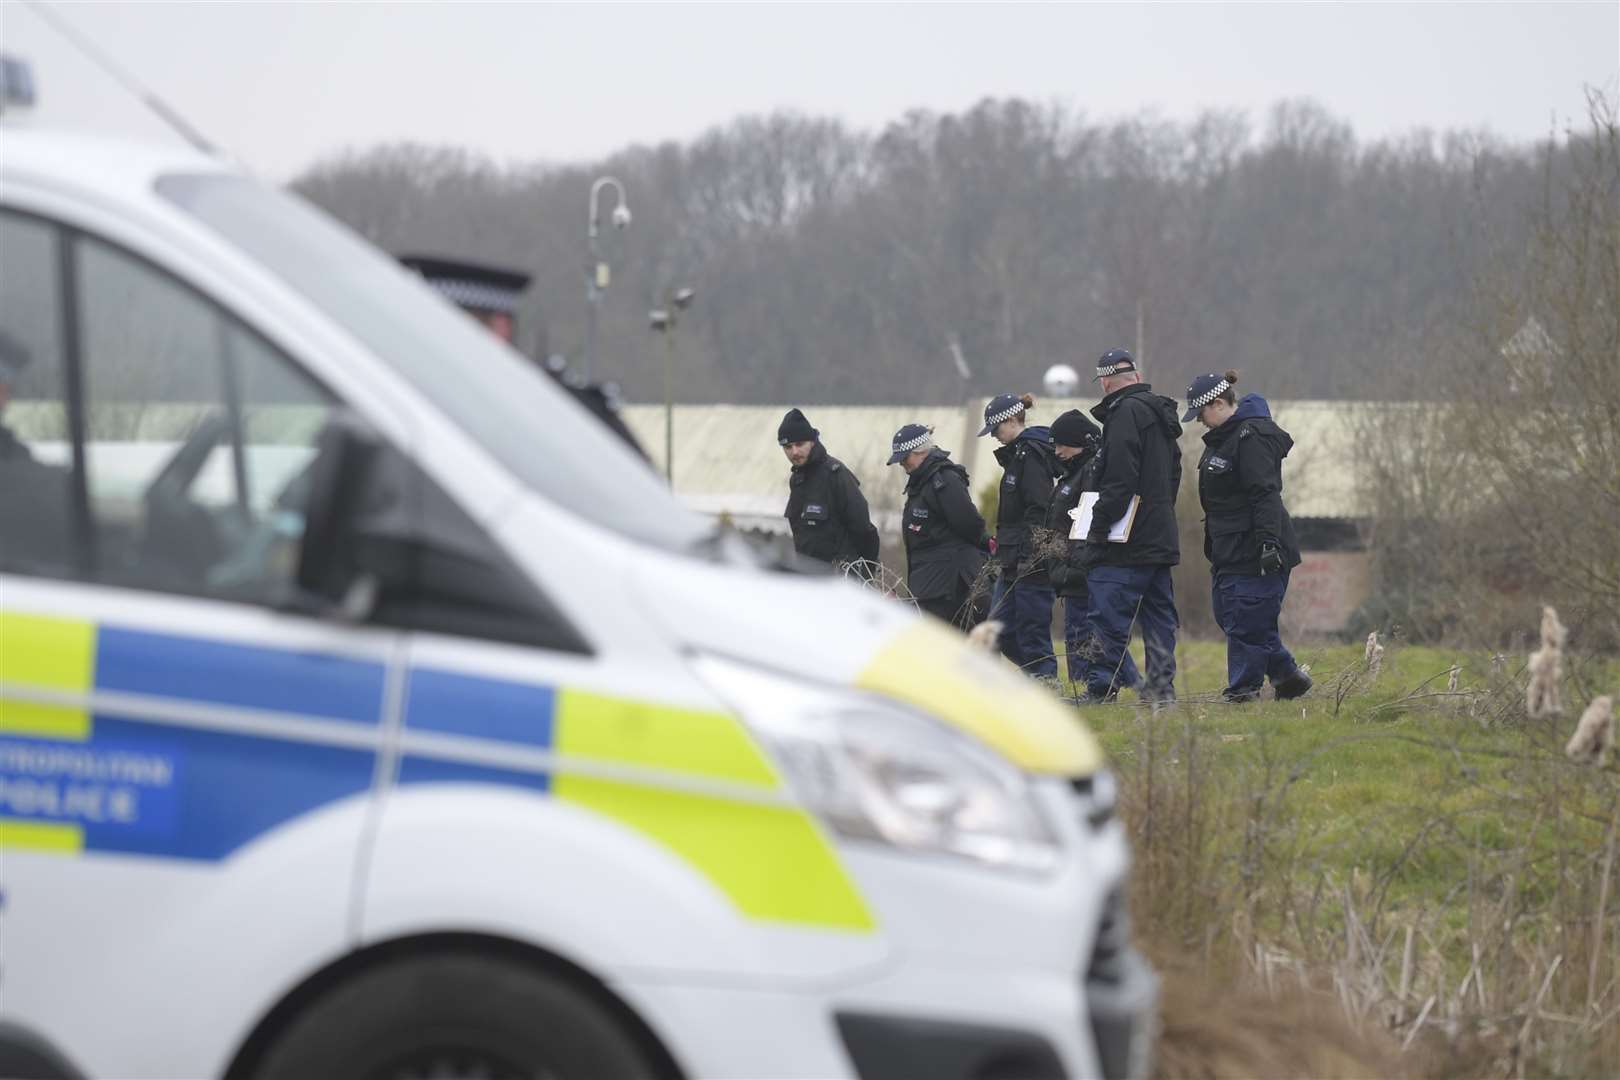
[1043,363,1080,398]
[610,204,632,230]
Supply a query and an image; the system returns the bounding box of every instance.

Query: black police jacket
[901,449,989,601]
[784,442,881,568]
[0,425,76,575]
[992,426,1058,585]
[1197,394,1302,576]
[569,384,647,460]
[1043,450,1098,599]
[1086,383,1183,567]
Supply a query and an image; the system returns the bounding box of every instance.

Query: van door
[0,210,404,1078]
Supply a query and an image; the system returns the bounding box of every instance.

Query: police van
[0,59,1155,1080]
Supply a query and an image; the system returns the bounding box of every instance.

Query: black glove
[1076,542,1102,576]
[1049,563,1070,592]
[1259,542,1283,576]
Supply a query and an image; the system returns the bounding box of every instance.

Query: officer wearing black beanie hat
[1049,409,1100,451]
[777,408,817,446]
[779,409,880,572]
[1044,410,1143,694]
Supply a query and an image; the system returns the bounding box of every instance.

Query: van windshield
[157,173,709,552]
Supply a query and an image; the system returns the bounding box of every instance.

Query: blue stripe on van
[397,754,550,793]
[403,668,554,747]
[96,627,386,725]
[4,715,375,861]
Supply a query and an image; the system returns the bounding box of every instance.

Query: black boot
[1274,669,1313,701]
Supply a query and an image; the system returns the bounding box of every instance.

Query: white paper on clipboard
[1069,492,1140,542]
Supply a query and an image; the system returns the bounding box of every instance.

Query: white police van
[0,58,1155,1080]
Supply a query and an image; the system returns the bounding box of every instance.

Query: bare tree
[1356,92,1620,647]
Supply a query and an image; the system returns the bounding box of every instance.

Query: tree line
[293,97,1556,405]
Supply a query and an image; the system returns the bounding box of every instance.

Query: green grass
[1063,637,1617,927]
[1054,637,1620,1074]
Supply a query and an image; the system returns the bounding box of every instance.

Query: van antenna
[20,0,217,155]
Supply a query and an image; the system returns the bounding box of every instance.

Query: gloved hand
[1259,542,1283,576]
[1048,563,1070,592]
[1076,542,1102,576]
[986,536,998,557]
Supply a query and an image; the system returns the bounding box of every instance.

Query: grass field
[1073,640,1591,908]
[1055,636,1620,1076]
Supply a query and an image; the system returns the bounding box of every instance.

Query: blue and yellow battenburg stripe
[1,613,383,863]
[0,611,871,931]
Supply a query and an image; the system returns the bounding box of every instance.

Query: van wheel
[252,952,667,1080]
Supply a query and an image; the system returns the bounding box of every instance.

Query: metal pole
[585,176,628,383]
[664,327,675,486]
[1135,298,1145,368]
[585,258,599,384]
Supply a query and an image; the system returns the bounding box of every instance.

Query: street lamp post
[648,286,696,486]
[585,176,631,383]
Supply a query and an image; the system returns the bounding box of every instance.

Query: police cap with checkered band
[977,394,1027,437]
[399,255,531,315]
[1094,347,1138,381]
[1182,371,1233,423]
[887,423,933,465]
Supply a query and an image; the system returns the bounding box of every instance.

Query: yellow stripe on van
[554,774,874,932]
[0,817,84,854]
[856,619,1103,776]
[0,612,96,741]
[554,690,779,789]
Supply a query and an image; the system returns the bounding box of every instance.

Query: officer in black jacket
[398,255,646,457]
[1046,410,1142,693]
[0,330,76,575]
[981,393,1060,678]
[889,423,990,627]
[779,408,881,571]
[1081,348,1183,702]
[1186,370,1313,703]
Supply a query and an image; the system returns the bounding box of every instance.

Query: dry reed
[1565,695,1615,767]
[1526,606,1567,719]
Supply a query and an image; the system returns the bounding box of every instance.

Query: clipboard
[1069,492,1139,542]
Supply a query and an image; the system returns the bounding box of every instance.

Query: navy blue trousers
[989,577,1057,677]
[1084,565,1178,701]
[1063,596,1141,689]
[1211,570,1299,698]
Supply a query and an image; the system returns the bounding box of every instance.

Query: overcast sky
[4,2,1616,180]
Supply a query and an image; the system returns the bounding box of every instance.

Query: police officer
[1081,348,1183,702]
[398,254,645,456]
[779,408,881,571]
[1186,370,1313,702]
[888,423,990,627]
[1046,409,1143,694]
[0,329,75,574]
[981,393,1060,678]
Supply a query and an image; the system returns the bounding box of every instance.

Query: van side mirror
[293,412,384,618]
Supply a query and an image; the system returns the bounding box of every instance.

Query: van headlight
[694,655,1061,873]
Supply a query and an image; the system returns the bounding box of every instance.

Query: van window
[0,211,85,578]
[157,174,711,554]
[73,233,338,603]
